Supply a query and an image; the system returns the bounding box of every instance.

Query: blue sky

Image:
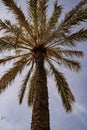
[0,0,87,130]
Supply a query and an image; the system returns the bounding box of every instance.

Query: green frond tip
[47,59,75,112]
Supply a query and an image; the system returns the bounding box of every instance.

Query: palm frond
[27,0,48,44]
[0,33,34,52]
[47,47,84,58]
[67,7,87,26]
[47,59,75,112]
[64,0,87,23]
[0,19,11,31]
[65,28,87,43]
[0,38,15,51]
[0,19,20,35]
[47,1,62,32]
[38,0,47,29]
[61,58,81,72]
[18,60,34,104]
[0,58,27,94]
[58,0,87,33]
[47,48,81,72]
[54,28,87,47]
[47,48,62,63]
[59,49,84,58]
[46,28,87,48]
[0,53,31,65]
[28,0,38,28]
[44,30,58,46]
[0,56,18,65]
[27,73,35,106]
[1,0,33,37]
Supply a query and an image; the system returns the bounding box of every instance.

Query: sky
[0,0,87,130]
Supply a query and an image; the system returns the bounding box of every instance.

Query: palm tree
[0,0,87,130]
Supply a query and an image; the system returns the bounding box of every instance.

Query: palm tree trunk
[31,51,50,130]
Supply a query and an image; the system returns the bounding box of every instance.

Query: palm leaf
[63,0,87,23]
[47,59,75,112]
[0,19,11,31]
[27,73,35,106]
[65,28,87,43]
[0,56,19,65]
[1,0,33,37]
[55,28,87,47]
[52,47,83,57]
[59,49,84,58]
[58,0,87,33]
[47,48,81,72]
[38,0,47,30]
[47,1,62,31]
[0,19,20,35]
[67,7,87,26]
[46,28,87,48]
[0,38,15,51]
[0,58,27,94]
[0,53,31,65]
[28,0,38,28]
[61,58,81,72]
[18,60,34,104]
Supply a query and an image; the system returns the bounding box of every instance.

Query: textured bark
[31,52,50,130]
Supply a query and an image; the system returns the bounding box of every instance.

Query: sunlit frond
[47,59,75,112]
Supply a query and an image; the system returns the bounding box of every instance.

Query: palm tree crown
[0,0,87,114]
